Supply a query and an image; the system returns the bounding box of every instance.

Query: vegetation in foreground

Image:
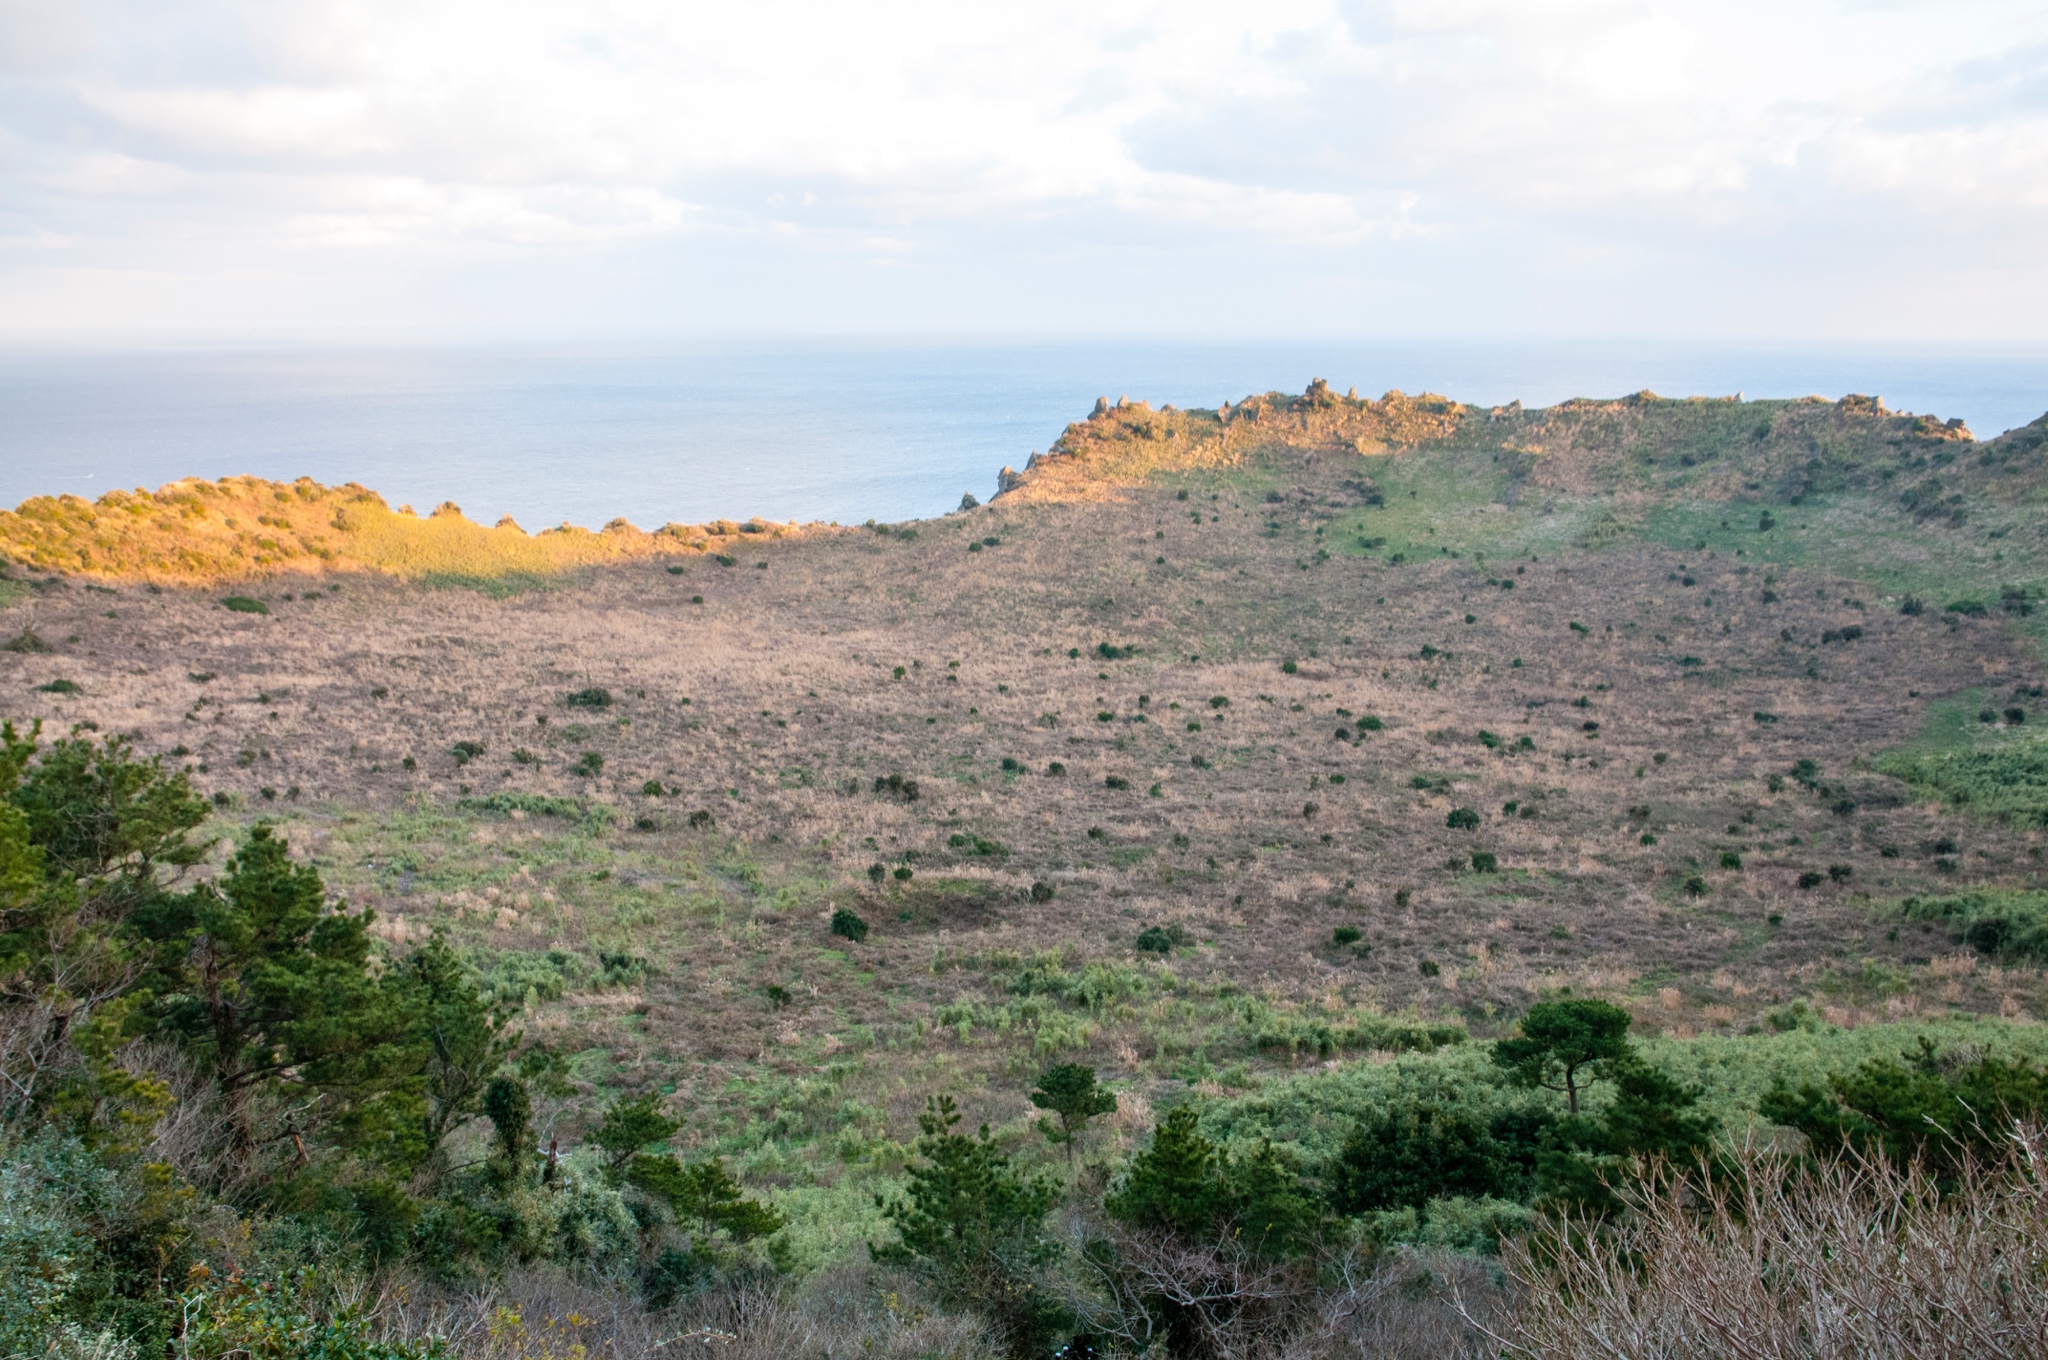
[5,381,2048,1356]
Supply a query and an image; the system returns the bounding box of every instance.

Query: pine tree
[1029,1063,1117,1164]
[166,825,419,1159]
[1492,999,1635,1112]
[398,931,518,1183]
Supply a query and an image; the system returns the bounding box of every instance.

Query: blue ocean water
[2,339,2044,530]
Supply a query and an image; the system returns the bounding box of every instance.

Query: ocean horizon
[4,337,2045,533]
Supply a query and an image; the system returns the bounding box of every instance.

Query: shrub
[1798,870,1825,889]
[1281,659,1299,674]
[1135,924,1187,955]
[1760,1040,2048,1175]
[573,752,604,777]
[893,866,914,882]
[1470,851,1498,873]
[1899,890,2048,961]
[1446,808,1480,830]
[1720,850,1742,869]
[1030,880,1054,903]
[641,779,665,795]
[220,595,268,614]
[450,740,486,767]
[1332,925,1362,945]
[874,773,921,801]
[1900,595,1925,615]
[33,679,79,694]
[566,686,613,708]
[830,907,870,942]
[1358,714,1383,731]
[1683,875,1707,896]
[1945,599,1987,616]
[686,808,715,829]
[1501,1133,2048,1358]
[1,628,51,653]
[1046,761,1066,776]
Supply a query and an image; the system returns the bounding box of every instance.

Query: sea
[3,338,2045,530]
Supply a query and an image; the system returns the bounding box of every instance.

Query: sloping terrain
[3,382,2046,1252]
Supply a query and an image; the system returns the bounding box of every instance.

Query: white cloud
[1,0,2045,335]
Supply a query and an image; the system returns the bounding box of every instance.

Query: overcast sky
[3,0,2045,339]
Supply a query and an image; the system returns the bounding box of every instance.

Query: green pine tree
[1029,1063,1117,1164]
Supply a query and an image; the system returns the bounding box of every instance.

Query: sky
[2,0,2046,340]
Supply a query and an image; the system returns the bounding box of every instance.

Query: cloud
[1,0,2045,335]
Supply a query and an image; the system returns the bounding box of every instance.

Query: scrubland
[5,382,2048,1358]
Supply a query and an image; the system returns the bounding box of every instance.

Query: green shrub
[831,907,869,942]
[873,773,920,801]
[1359,714,1383,731]
[565,687,613,708]
[1798,870,1824,889]
[1470,851,1498,873]
[449,740,486,767]
[1760,1039,2048,1176]
[1135,924,1186,955]
[1945,599,1988,617]
[1030,880,1054,903]
[573,751,604,777]
[1333,925,1362,946]
[220,595,268,614]
[641,779,664,795]
[32,679,79,694]
[1281,659,1298,674]
[1446,808,1480,830]
[1720,850,1742,869]
[1898,890,2048,962]
[687,808,714,829]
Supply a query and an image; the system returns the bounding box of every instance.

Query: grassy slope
[5,383,2048,1262]
[0,475,816,581]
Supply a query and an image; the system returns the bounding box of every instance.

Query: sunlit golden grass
[0,474,820,582]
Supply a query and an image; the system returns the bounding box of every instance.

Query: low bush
[565,686,613,708]
[1135,923,1188,955]
[220,595,268,614]
[874,773,921,801]
[830,907,870,942]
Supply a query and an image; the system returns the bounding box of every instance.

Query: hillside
[4,380,2047,1356]
[0,475,809,584]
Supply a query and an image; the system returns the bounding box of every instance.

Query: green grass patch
[1896,889,2048,962]
[418,569,565,597]
[458,791,615,828]
[1876,734,2048,826]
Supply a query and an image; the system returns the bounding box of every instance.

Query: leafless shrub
[1472,1128,2048,1360]
[1063,1213,1320,1360]
[1284,1248,1509,1360]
